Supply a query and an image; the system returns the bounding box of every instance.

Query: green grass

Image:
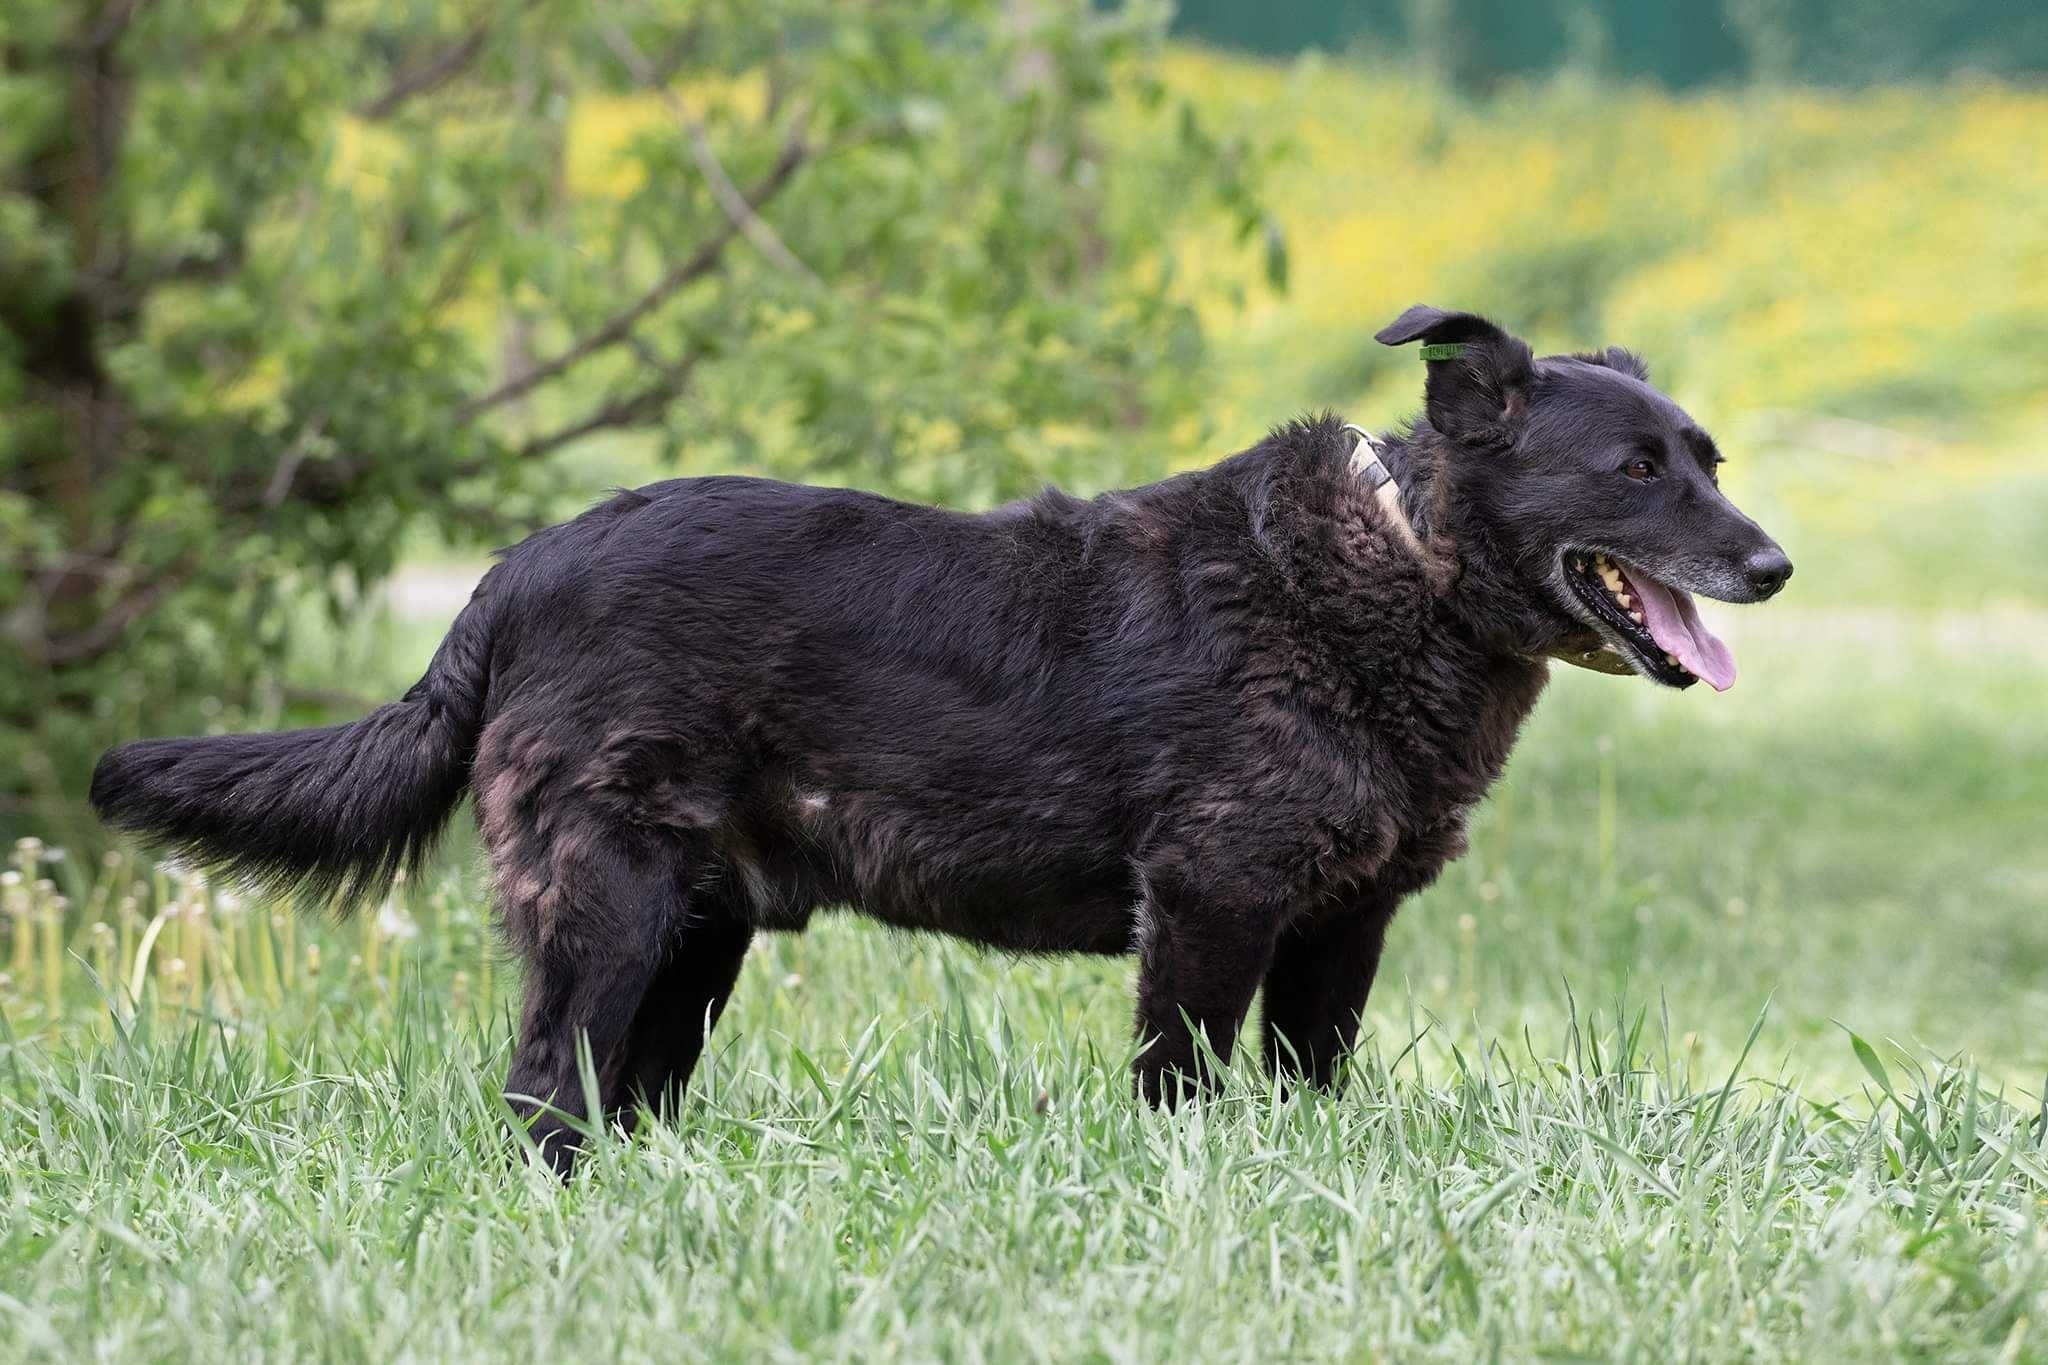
[4,622,2047,1361]
[3,977,2044,1361]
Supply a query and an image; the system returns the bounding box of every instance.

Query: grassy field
[7,49,2048,1364]
[6,598,2047,1360]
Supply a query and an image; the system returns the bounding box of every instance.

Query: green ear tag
[1417,343,1467,362]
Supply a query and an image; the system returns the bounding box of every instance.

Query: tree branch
[262,417,328,508]
[357,20,492,120]
[506,388,665,464]
[597,21,821,284]
[9,550,132,580]
[86,0,155,52]
[36,554,197,666]
[452,114,811,424]
[500,345,707,466]
[130,238,247,288]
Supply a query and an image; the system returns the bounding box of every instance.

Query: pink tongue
[1618,565,1738,691]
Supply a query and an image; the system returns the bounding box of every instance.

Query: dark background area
[1166,0,2048,86]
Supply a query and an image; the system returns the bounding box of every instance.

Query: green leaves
[1,0,1271,801]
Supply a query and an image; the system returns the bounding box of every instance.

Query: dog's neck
[1366,425,1558,664]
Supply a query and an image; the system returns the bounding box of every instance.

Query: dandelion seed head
[374,902,420,942]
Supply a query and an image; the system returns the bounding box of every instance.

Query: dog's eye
[1624,457,1658,481]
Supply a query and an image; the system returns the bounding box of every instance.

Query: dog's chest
[1399,671,1542,820]
[1271,652,1548,895]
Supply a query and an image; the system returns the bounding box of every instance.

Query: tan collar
[1343,423,1424,556]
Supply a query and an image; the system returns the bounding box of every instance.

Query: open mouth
[1562,552,1738,691]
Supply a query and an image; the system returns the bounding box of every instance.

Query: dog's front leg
[1260,893,1397,1091]
[1130,867,1279,1106]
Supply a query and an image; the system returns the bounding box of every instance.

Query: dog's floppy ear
[1375,305,1534,443]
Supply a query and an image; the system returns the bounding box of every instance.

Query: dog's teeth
[1630,610,1644,624]
[1665,652,1680,666]
[1617,592,1633,608]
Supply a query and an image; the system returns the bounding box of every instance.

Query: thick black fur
[91,619,493,909]
[92,307,1789,1173]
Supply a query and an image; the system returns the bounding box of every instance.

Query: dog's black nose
[1745,547,1792,599]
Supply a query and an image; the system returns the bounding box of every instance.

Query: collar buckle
[1342,423,1393,489]
[1342,422,1423,555]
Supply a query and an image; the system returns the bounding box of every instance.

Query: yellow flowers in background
[1135,50,2048,449]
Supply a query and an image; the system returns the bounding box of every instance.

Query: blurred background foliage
[4,0,2046,844]
[1,0,1270,821]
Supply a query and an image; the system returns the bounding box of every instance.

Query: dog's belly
[809,840,1137,955]
[707,788,1139,954]
[862,874,1139,955]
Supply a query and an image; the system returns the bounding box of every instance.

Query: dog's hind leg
[618,912,754,1126]
[496,827,691,1177]
[1130,867,1280,1107]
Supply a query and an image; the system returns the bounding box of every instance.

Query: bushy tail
[89,590,497,913]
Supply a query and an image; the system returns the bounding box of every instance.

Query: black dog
[92,307,1790,1171]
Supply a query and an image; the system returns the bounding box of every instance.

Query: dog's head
[1377,304,1790,690]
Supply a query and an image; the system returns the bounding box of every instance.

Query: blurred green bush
[0,0,1271,823]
